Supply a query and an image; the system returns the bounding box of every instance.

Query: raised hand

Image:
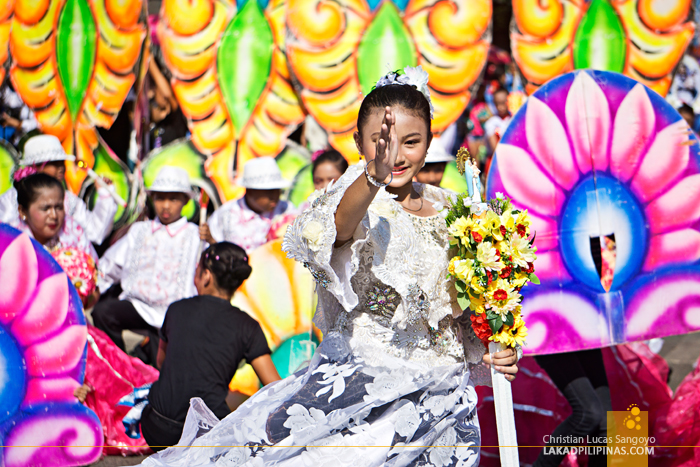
[370,106,398,184]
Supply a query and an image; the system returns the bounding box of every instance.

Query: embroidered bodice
[283,163,487,372]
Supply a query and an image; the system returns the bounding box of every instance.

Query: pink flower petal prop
[4,412,102,467]
[528,211,558,252]
[0,234,38,325]
[522,291,609,354]
[631,120,690,202]
[11,273,69,348]
[643,229,700,271]
[526,96,580,190]
[534,250,571,283]
[609,84,656,182]
[22,377,81,407]
[564,72,611,175]
[495,143,566,217]
[647,174,700,235]
[25,325,87,377]
[626,275,700,340]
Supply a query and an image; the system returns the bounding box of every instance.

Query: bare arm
[334,107,397,244]
[250,354,281,386]
[157,340,168,369]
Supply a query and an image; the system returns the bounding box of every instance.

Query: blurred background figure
[415,142,455,188]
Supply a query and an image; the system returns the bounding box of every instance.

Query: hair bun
[230,263,252,281]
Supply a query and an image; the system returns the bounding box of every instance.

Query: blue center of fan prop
[0,325,25,424]
[560,174,647,292]
[367,0,409,11]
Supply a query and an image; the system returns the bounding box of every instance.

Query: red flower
[500,225,507,236]
[517,224,527,237]
[499,266,512,279]
[472,231,483,243]
[493,289,508,301]
[486,270,494,284]
[470,313,492,346]
[525,262,534,274]
[496,249,501,258]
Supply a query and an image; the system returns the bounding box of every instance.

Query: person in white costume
[200,157,297,252]
[0,134,117,244]
[138,67,519,467]
[93,167,201,358]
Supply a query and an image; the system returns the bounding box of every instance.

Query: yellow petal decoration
[512,0,694,97]
[229,238,318,396]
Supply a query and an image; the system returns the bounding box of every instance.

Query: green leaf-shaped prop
[0,141,19,195]
[89,141,131,224]
[357,2,417,97]
[142,139,221,221]
[217,0,274,137]
[573,0,626,72]
[56,0,97,122]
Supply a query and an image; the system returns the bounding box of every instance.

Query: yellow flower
[453,258,475,283]
[485,278,521,319]
[507,315,528,347]
[448,216,474,239]
[511,233,537,269]
[476,242,504,271]
[490,329,516,347]
[469,293,486,314]
[513,271,529,288]
[497,240,513,258]
[470,275,485,295]
[500,210,515,232]
[448,256,460,275]
[515,210,531,227]
[470,221,490,243]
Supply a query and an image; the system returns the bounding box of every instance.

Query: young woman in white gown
[142,67,519,467]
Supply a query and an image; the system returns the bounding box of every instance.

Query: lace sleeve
[282,164,369,315]
[453,312,492,386]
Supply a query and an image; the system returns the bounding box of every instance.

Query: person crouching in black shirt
[141,242,280,451]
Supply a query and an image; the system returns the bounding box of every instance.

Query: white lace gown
[142,164,491,467]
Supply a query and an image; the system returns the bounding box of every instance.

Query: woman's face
[21,186,65,244]
[356,106,431,189]
[313,162,343,191]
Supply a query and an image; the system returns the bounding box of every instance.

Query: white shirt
[484,115,511,138]
[97,217,201,327]
[0,187,117,244]
[208,197,297,252]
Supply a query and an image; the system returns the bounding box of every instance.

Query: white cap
[425,144,455,164]
[239,157,291,190]
[147,166,195,199]
[21,135,75,167]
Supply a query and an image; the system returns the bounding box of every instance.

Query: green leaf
[457,293,470,310]
[356,2,417,96]
[455,281,467,293]
[504,313,514,327]
[573,0,626,72]
[56,0,96,122]
[486,309,498,320]
[218,0,274,136]
[529,273,540,285]
[489,316,503,335]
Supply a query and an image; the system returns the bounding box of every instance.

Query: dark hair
[312,150,348,178]
[678,103,694,118]
[15,173,65,211]
[493,87,509,99]
[357,84,431,136]
[199,242,252,296]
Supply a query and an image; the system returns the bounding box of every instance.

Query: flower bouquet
[445,194,537,351]
[446,148,538,466]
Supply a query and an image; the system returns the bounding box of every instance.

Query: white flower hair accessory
[374,65,434,119]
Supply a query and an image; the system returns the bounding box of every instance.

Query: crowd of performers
[1,67,698,467]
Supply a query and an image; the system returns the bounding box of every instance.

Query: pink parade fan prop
[0,224,102,467]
